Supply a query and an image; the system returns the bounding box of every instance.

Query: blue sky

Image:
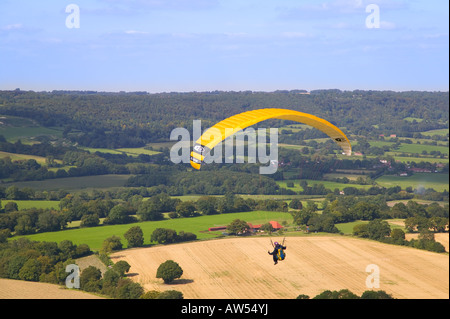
[0,0,448,92]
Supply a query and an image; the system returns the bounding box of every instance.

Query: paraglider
[268,238,286,265]
[190,108,352,170]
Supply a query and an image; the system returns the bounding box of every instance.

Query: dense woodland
[1,89,448,148]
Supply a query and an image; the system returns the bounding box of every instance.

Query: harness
[271,237,286,261]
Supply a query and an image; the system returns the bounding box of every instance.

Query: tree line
[1,89,448,149]
[292,198,448,253]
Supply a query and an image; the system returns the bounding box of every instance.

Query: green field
[375,173,449,192]
[3,174,133,191]
[386,154,449,164]
[335,219,406,235]
[0,115,62,141]
[0,151,50,164]
[335,221,368,234]
[2,200,60,210]
[277,179,370,193]
[421,128,449,137]
[14,211,293,251]
[116,148,160,156]
[81,147,160,157]
[395,143,448,155]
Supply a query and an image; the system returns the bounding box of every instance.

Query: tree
[390,202,410,218]
[313,289,359,299]
[390,228,406,243]
[113,260,131,276]
[367,219,391,240]
[14,214,36,235]
[140,290,162,299]
[18,258,42,281]
[124,226,144,248]
[101,235,123,254]
[360,290,394,299]
[289,198,303,210]
[137,200,164,221]
[260,223,274,233]
[58,240,77,260]
[104,204,136,224]
[80,213,100,227]
[37,210,65,232]
[151,228,178,244]
[101,269,121,296]
[157,290,184,299]
[226,219,250,235]
[176,201,197,217]
[353,223,369,238]
[4,201,18,213]
[195,196,218,215]
[351,201,380,220]
[115,278,144,299]
[156,260,183,284]
[80,266,102,292]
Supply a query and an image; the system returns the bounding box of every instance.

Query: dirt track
[111,236,449,299]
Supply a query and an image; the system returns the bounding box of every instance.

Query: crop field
[0,278,103,299]
[111,236,449,299]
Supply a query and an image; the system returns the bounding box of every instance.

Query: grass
[335,219,406,235]
[2,200,60,210]
[14,211,293,251]
[403,117,423,123]
[394,143,448,155]
[0,151,50,164]
[81,147,160,157]
[385,154,449,164]
[80,147,124,155]
[276,179,370,192]
[2,174,133,191]
[116,148,160,156]
[421,129,449,137]
[375,173,449,192]
[0,126,63,142]
[335,221,368,234]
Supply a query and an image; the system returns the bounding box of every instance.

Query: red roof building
[208,221,283,232]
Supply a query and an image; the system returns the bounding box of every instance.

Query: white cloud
[380,21,396,30]
[280,32,310,38]
[124,30,149,34]
[2,23,23,30]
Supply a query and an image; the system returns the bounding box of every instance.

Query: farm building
[208,221,283,232]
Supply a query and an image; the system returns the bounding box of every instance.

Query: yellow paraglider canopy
[190,108,351,170]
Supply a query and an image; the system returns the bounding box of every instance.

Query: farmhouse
[208,221,283,232]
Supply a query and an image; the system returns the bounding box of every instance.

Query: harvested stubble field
[0,278,103,299]
[111,236,449,299]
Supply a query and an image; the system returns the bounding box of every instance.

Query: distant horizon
[2,87,448,94]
